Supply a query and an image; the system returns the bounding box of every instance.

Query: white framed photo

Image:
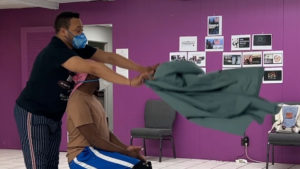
[242,52,262,67]
[169,52,187,61]
[252,34,272,50]
[116,48,129,78]
[179,36,197,51]
[205,36,224,52]
[263,51,283,67]
[231,35,251,51]
[263,67,283,84]
[222,67,241,70]
[222,52,242,68]
[208,16,222,36]
[188,51,206,67]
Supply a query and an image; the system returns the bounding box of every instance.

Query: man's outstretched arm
[91,49,158,73]
[62,56,151,86]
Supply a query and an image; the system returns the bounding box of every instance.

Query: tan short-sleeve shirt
[66,90,110,162]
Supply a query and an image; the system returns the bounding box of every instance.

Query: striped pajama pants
[69,147,141,169]
[14,104,62,169]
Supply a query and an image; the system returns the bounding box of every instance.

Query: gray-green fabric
[145,61,279,136]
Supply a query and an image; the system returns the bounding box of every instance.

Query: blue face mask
[68,31,87,49]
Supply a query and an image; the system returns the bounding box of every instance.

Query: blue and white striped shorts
[69,146,140,169]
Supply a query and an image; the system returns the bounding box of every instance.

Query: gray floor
[0,149,299,169]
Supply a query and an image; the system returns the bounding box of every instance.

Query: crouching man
[66,73,151,169]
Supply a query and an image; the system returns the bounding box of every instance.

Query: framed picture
[169,52,187,61]
[263,68,283,84]
[205,36,224,52]
[179,36,197,51]
[242,52,262,67]
[222,67,241,70]
[116,48,129,78]
[222,52,242,68]
[263,51,283,67]
[188,51,206,67]
[252,34,272,50]
[231,35,251,51]
[208,16,222,36]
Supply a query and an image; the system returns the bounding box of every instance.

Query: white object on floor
[235,158,248,163]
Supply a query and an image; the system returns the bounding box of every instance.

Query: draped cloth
[145,61,279,135]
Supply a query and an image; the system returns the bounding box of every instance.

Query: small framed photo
[242,52,262,67]
[179,36,197,51]
[188,51,206,67]
[205,36,224,52]
[222,67,241,70]
[263,51,283,67]
[169,52,187,61]
[231,35,251,51]
[222,52,242,68]
[252,34,272,50]
[208,16,222,36]
[263,68,283,84]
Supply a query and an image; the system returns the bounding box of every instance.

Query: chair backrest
[144,99,176,129]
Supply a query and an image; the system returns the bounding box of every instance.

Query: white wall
[84,25,113,52]
[84,25,114,131]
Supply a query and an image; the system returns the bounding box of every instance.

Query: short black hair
[54,11,80,33]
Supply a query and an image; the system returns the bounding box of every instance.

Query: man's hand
[145,64,159,73]
[127,145,142,152]
[130,71,154,87]
[126,146,146,161]
[140,64,159,78]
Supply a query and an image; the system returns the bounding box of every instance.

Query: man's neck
[56,34,73,49]
[77,85,98,95]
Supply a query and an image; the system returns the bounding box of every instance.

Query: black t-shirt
[16,36,97,121]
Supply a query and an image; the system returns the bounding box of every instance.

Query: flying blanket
[145,61,279,135]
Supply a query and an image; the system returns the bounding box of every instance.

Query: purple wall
[1,0,299,164]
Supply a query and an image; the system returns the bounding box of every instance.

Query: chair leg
[266,143,270,169]
[159,137,163,162]
[272,144,274,165]
[171,136,176,159]
[143,138,147,156]
[130,136,133,145]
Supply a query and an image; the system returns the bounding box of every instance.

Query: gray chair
[266,102,300,169]
[130,99,176,162]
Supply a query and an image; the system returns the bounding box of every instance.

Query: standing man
[14,11,156,169]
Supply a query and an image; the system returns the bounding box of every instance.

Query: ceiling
[0,0,101,10]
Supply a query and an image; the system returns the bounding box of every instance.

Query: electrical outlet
[241,136,249,146]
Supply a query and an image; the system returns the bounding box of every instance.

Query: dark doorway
[88,41,106,50]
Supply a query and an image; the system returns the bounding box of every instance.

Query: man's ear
[60,27,67,35]
[59,27,68,36]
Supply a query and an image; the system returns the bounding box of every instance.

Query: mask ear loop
[76,79,99,84]
[67,30,75,37]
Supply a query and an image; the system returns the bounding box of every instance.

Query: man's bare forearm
[62,56,148,87]
[78,124,128,155]
[91,49,146,73]
[108,52,145,72]
[109,131,128,149]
